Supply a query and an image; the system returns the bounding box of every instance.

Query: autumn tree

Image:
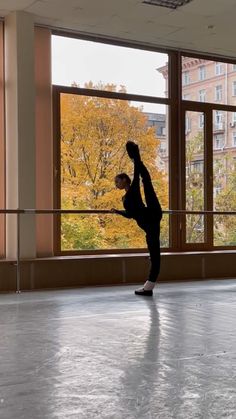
[60,83,168,250]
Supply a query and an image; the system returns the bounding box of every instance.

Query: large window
[213,111,236,246]
[52,39,236,253]
[53,36,169,252]
[185,111,205,244]
[58,93,169,251]
[52,36,168,99]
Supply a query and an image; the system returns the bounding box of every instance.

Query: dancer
[111,141,162,296]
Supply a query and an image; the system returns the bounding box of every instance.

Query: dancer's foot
[135,280,155,296]
[126,141,141,162]
[135,288,153,296]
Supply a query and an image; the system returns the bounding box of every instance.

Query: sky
[52,35,168,113]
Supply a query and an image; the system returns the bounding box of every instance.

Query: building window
[232,112,236,124]
[182,71,190,86]
[214,134,224,149]
[215,85,223,102]
[215,111,223,130]
[232,81,236,96]
[215,62,224,75]
[233,64,236,71]
[214,186,222,197]
[161,127,166,136]
[199,113,204,129]
[232,132,236,147]
[233,157,236,169]
[198,89,206,102]
[185,116,191,133]
[183,93,190,100]
[191,160,203,173]
[199,66,206,81]
[159,142,166,153]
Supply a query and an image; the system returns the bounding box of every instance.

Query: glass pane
[61,214,146,250]
[61,213,170,251]
[213,111,236,246]
[52,35,168,98]
[182,57,236,106]
[60,93,169,250]
[185,111,205,243]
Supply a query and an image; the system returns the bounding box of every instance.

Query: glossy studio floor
[1,279,236,419]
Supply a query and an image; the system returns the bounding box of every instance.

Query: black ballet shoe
[134,288,153,296]
[126,141,141,161]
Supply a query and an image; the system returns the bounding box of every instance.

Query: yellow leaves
[60,84,168,250]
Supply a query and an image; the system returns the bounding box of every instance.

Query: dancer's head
[114,173,131,189]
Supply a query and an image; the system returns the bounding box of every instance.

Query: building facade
[157,57,236,199]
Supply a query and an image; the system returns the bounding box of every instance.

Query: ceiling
[1,0,236,57]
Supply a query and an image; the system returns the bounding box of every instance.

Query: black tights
[129,160,162,283]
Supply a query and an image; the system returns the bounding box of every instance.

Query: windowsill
[1,249,236,263]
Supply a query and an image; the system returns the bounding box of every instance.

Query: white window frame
[232,132,236,147]
[191,160,203,173]
[182,71,190,86]
[199,113,204,129]
[198,89,206,102]
[214,186,222,197]
[215,111,223,125]
[214,134,224,149]
[185,116,191,134]
[215,85,223,102]
[215,62,223,75]
[232,81,236,96]
[215,111,223,130]
[199,65,206,81]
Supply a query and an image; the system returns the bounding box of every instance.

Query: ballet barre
[0,208,236,293]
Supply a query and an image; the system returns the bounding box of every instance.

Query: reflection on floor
[1,279,236,419]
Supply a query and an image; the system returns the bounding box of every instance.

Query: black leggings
[129,160,162,283]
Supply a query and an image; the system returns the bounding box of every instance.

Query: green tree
[185,132,204,243]
[214,155,236,245]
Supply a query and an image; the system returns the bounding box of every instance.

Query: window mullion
[205,109,213,248]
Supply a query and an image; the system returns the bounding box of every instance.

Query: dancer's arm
[111,208,132,218]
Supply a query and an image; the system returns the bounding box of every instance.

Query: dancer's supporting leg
[135,164,162,296]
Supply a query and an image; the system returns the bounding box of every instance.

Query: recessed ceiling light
[142,0,194,9]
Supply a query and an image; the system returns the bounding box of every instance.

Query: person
[111,141,162,296]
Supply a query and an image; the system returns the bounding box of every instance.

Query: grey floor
[1,280,236,419]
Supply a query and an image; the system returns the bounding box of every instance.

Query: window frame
[199,65,206,81]
[215,85,223,102]
[52,35,236,254]
[232,131,236,147]
[182,71,190,86]
[215,62,224,75]
[199,89,206,102]
[232,81,236,96]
